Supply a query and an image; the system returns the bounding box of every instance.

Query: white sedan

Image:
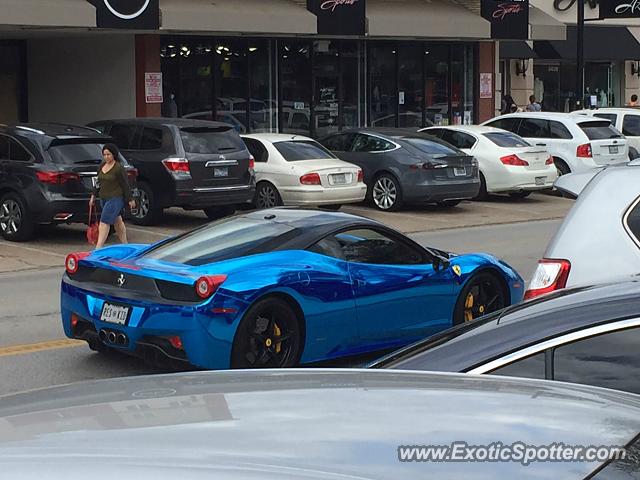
[420,125,557,199]
[241,134,366,209]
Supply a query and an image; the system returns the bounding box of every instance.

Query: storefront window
[249,40,276,133]
[369,44,397,127]
[0,43,24,123]
[451,44,474,125]
[178,40,214,118]
[214,39,248,133]
[341,41,362,130]
[398,45,424,128]
[313,40,340,138]
[280,40,312,136]
[424,45,449,125]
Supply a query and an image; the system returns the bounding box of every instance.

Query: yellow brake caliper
[273,323,282,354]
[464,293,474,323]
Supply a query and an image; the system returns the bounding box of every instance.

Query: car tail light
[195,275,227,299]
[70,313,79,330]
[357,169,363,182]
[576,143,592,158]
[126,168,138,180]
[248,154,255,170]
[65,252,90,275]
[545,156,554,165]
[300,172,321,185]
[524,259,571,300]
[162,157,190,175]
[36,171,80,184]
[500,154,529,166]
[167,335,184,350]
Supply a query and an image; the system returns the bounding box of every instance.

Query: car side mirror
[432,256,450,272]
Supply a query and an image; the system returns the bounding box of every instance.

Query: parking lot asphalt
[0,192,573,274]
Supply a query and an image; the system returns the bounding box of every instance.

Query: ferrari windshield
[143,217,295,265]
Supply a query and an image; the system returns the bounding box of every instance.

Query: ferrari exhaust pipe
[116,333,127,345]
[99,329,107,342]
[107,331,117,344]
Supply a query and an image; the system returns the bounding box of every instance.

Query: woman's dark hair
[102,143,121,162]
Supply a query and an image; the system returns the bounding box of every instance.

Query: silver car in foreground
[1,369,640,479]
[526,162,640,298]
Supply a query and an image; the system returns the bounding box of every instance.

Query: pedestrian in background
[501,93,516,114]
[526,95,542,112]
[89,143,135,249]
[627,94,639,107]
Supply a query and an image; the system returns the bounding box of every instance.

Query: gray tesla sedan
[320,129,479,211]
[1,369,640,479]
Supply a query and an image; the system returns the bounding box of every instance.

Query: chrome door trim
[193,185,252,193]
[205,160,239,167]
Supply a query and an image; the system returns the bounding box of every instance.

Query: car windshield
[579,121,624,140]
[143,217,295,266]
[404,137,461,155]
[48,141,127,165]
[274,140,336,161]
[483,132,531,148]
[180,127,246,154]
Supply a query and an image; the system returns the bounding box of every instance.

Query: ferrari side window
[336,229,424,265]
[307,237,346,260]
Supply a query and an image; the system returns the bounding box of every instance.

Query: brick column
[135,34,161,117]
[478,41,496,123]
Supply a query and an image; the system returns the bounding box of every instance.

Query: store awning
[500,41,537,59]
[367,0,491,39]
[160,0,317,34]
[0,0,95,28]
[535,26,640,61]
[529,5,565,41]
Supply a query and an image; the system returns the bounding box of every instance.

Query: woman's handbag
[86,203,99,246]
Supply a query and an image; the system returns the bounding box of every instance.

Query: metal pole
[576,0,585,109]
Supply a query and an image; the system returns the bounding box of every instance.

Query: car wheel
[319,204,342,211]
[630,147,640,161]
[255,182,282,209]
[473,172,488,201]
[371,174,403,211]
[132,181,162,226]
[0,193,34,242]
[231,297,302,369]
[453,271,507,326]
[554,158,570,177]
[437,200,461,208]
[203,205,235,220]
[508,191,531,199]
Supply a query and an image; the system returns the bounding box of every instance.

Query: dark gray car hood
[0,369,639,479]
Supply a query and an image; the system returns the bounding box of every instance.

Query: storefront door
[313,74,340,139]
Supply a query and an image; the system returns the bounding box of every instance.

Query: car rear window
[48,140,126,165]
[273,140,336,161]
[579,121,623,140]
[143,217,296,266]
[404,137,460,155]
[483,132,531,148]
[180,127,246,154]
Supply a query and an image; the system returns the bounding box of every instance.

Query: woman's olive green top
[94,161,132,201]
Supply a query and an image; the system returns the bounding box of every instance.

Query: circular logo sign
[103,0,150,20]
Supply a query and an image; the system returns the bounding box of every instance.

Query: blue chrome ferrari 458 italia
[61,208,524,370]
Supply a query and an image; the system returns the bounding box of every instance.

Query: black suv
[87,118,256,225]
[0,123,137,242]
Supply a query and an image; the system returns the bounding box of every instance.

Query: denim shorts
[100,197,124,225]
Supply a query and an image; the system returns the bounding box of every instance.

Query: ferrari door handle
[536,143,547,147]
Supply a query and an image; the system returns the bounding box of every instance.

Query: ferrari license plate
[214,167,229,177]
[609,146,619,154]
[453,167,466,176]
[535,176,546,186]
[100,302,130,325]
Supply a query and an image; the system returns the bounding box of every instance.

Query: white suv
[482,112,628,175]
[574,108,640,159]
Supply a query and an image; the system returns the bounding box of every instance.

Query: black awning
[500,41,537,59]
[534,25,640,61]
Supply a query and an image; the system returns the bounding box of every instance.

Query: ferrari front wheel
[453,272,507,326]
[230,297,302,369]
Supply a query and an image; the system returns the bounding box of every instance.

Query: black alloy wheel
[231,297,302,369]
[0,193,34,242]
[255,182,282,209]
[453,272,507,325]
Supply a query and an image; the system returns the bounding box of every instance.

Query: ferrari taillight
[65,252,90,275]
[195,275,228,299]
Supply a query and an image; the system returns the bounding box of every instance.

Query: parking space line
[0,241,67,258]
[0,339,85,357]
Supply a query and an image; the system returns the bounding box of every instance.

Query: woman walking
[89,143,136,249]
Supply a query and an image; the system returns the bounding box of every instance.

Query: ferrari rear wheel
[453,272,507,325]
[231,297,302,369]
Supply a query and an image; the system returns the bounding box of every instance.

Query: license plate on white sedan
[535,176,546,186]
[331,173,347,184]
[100,302,130,326]
[453,167,466,176]
[609,146,619,154]
[214,167,229,177]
